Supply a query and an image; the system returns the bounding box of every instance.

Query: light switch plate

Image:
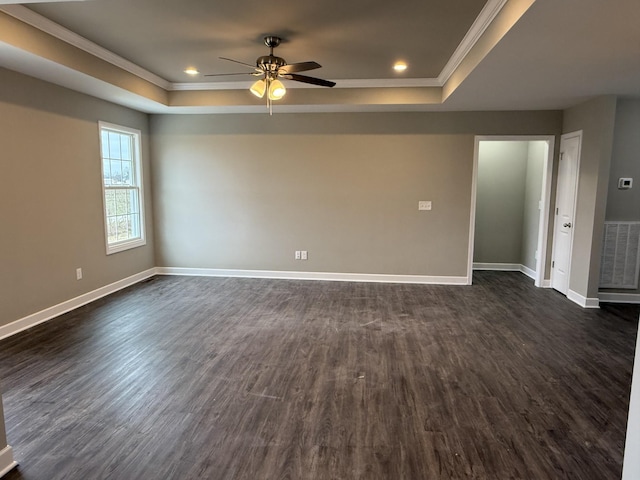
[418,201,432,211]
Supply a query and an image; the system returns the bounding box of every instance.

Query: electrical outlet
[295,251,301,260]
[76,268,83,280]
[301,251,308,260]
[418,201,432,211]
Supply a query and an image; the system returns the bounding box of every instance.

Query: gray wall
[151,112,562,277]
[562,96,617,299]
[474,140,545,269]
[601,98,640,296]
[607,99,640,221]
[522,142,546,270]
[475,141,528,264]
[0,68,156,328]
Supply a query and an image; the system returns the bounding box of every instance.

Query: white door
[551,132,582,294]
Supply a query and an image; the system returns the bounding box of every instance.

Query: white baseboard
[567,289,600,309]
[156,267,470,285]
[599,292,640,304]
[0,446,17,478]
[472,263,537,280]
[541,279,552,288]
[520,265,536,280]
[473,262,521,271]
[0,268,157,341]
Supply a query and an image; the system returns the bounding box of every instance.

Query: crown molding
[0,4,172,89]
[438,0,508,84]
[170,77,442,91]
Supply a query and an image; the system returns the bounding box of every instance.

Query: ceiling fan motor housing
[257,55,287,72]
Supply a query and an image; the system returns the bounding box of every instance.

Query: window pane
[105,189,116,217]
[121,137,132,161]
[117,215,129,240]
[110,160,122,184]
[102,161,112,185]
[129,189,139,214]
[121,161,132,184]
[115,190,128,215]
[100,123,144,252]
[131,213,140,237]
[108,132,122,160]
[101,131,110,159]
[107,217,118,243]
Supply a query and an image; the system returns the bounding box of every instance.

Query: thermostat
[618,178,633,189]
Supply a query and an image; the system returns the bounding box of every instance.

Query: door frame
[550,130,582,294]
[468,135,556,287]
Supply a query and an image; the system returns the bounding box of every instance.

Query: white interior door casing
[551,131,582,295]
[468,136,555,286]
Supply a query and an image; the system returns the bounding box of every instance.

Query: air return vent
[600,222,640,289]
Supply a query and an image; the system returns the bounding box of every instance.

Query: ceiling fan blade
[283,73,336,88]
[219,57,258,69]
[204,72,257,77]
[279,61,321,74]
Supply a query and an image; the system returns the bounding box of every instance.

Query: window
[99,122,146,254]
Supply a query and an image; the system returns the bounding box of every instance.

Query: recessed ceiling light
[393,61,408,72]
[184,68,199,75]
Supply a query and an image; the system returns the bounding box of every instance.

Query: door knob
[563,222,572,228]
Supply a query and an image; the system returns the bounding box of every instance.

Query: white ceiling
[443,0,640,111]
[0,0,638,113]
[27,0,485,82]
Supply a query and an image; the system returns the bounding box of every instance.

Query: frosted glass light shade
[250,79,266,98]
[268,79,286,100]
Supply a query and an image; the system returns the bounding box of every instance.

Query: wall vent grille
[600,222,640,289]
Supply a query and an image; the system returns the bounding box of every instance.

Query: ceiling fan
[205,36,336,112]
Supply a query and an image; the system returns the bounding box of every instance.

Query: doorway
[468,136,555,286]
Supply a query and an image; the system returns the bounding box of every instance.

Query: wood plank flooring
[0,272,638,479]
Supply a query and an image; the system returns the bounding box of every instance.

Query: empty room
[1,0,640,478]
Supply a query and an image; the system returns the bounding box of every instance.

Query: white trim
[567,289,600,309]
[551,131,583,294]
[0,446,17,478]
[473,263,521,271]
[622,318,640,480]
[535,137,555,287]
[0,268,156,341]
[437,0,508,84]
[171,81,256,91]
[542,279,552,288]
[521,265,536,280]
[170,77,442,91]
[98,122,147,255]
[470,135,555,288]
[472,263,536,280]
[599,292,640,304]
[155,267,469,285]
[0,5,172,90]
[467,139,480,285]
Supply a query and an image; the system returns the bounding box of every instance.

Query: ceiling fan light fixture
[268,79,286,100]
[250,79,266,98]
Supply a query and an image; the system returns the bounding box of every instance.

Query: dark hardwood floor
[0,272,638,479]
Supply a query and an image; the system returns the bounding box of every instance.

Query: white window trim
[98,121,146,255]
